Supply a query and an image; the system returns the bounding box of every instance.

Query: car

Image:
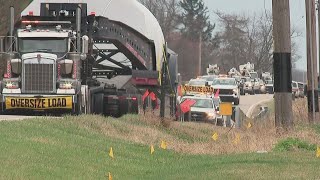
[211,77,240,105]
[251,78,261,94]
[297,82,305,98]
[265,80,274,94]
[259,79,266,94]
[177,95,221,123]
[188,78,207,86]
[292,81,299,99]
[241,77,254,95]
[200,75,218,86]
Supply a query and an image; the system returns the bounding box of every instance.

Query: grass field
[0,113,320,179]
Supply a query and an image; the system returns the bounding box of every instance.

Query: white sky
[204,0,307,70]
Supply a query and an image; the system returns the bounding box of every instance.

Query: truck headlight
[206,112,216,119]
[233,88,238,94]
[5,81,19,89]
[59,82,74,89]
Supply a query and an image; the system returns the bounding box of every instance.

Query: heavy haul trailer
[0,3,177,117]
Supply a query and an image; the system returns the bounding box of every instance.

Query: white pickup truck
[177,95,221,123]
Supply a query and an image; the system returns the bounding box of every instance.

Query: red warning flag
[149,92,157,101]
[180,99,196,113]
[142,89,150,102]
[214,89,220,98]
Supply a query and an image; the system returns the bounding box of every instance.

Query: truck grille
[23,64,55,93]
[184,111,206,121]
[214,89,233,95]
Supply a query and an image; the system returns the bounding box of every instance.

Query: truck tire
[119,97,129,116]
[234,98,240,105]
[128,98,139,114]
[74,96,82,115]
[93,93,104,114]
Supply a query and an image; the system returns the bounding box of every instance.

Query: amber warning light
[21,21,71,24]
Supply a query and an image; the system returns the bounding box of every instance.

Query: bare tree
[139,0,180,39]
[213,11,301,74]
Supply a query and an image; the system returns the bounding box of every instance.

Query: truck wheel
[240,90,245,95]
[93,93,104,114]
[234,98,240,105]
[119,97,129,116]
[128,98,139,114]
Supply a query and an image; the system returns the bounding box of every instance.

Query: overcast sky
[203,0,307,70]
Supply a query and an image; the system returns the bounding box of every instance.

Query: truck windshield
[181,98,213,108]
[19,38,68,54]
[212,79,236,86]
[250,72,258,79]
[188,80,206,86]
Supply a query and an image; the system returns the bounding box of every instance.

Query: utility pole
[198,32,202,76]
[272,0,293,129]
[306,0,319,123]
[318,1,320,75]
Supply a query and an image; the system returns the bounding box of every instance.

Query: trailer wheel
[119,97,129,116]
[93,93,104,114]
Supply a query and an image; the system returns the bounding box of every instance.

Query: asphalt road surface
[239,94,274,117]
[0,115,39,121]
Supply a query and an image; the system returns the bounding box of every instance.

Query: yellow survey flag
[109,147,114,158]
[212,132,218,141]
[108,172,112,180]
[233,134,241,145]
[317,146,320,158]
[247,122,252,129]
[151,145,155,154]
[160,140,167,150]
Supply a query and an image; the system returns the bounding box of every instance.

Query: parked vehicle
[297,82,305,98]
[265,80,274,94]
[200,75,218,86]
[259,79,266,94]
[211,77,240,105]
[177,95,221,123]
[241,77,254,95]
[292,81,299,99]
[251,78,261,94]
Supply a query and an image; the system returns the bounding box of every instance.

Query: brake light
[28,11,34,16]
[90,12,96,16]
[132,97,137,101]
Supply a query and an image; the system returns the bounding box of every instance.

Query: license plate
[5,97,73,110]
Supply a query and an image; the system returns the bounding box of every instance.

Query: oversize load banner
[182,85,214,93]
[5,96,73,110]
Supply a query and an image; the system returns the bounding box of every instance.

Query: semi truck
[0,3,177,117]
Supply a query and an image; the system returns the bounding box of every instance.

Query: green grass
[0,116,320,179]
[274,138,317,152]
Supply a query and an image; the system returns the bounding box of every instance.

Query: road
[0,115,38,121]
[239,94,274,117]
[0,94,274,121]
